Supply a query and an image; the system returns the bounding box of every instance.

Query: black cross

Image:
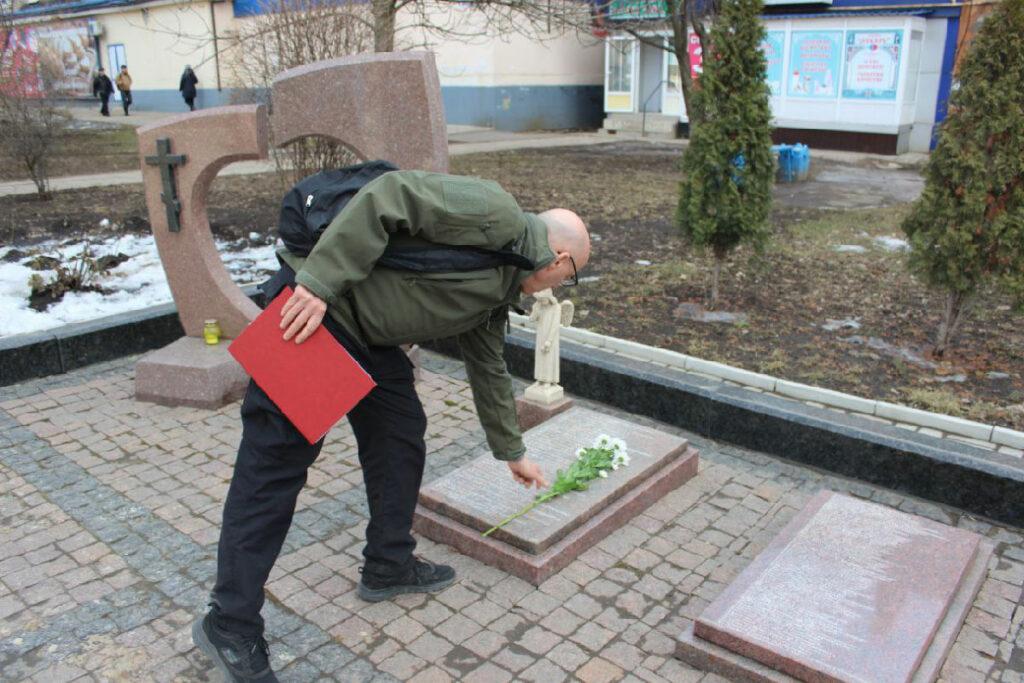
[144,138,187,233]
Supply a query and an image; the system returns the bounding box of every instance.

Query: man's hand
[507,457,548,489]
[280,285,327,344]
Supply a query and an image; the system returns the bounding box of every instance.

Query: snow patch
[821,318,862,332]
[873,236,910,252]
[0,234,278,338]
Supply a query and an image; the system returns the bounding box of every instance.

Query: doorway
[106,44,126,101]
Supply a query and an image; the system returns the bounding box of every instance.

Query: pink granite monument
[676,490,996,683]
[135,52,448,408]
[414,407,699,585]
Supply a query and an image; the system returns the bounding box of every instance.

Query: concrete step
[603,113,680,137]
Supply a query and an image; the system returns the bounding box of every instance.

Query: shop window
[608,40,634,93]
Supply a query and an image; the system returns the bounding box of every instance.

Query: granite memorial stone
[676,490,996,683]
[414,406,699,584]
[135,52,448,407]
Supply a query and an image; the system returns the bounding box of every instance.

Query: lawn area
[1,140,1021,429]
[0,123,140,181]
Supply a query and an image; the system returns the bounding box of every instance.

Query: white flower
[599,470,608,478]
[611,462,619,471]
[594,434,612,448]
[610,438,628,453]
[612,452,631,468]
[577,448,587,459]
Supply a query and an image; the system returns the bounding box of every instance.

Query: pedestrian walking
[115,65,133,116]
[179,65,198,111]
[92,68,114,117]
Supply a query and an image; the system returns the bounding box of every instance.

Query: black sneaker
[192,612,279,682]
[357,557,456,602]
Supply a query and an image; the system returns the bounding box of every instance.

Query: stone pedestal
[515,395,574,432]
[135,336,249,409]
[524,381,563,404]
[414,407,699,585]
[676,491,995,683]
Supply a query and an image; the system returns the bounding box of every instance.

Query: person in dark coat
[92,68,114,117]
[179,65,198,111]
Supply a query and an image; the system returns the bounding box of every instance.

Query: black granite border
[0,286,262,387]
[429,329,1024,528]
[5,305,1024,527]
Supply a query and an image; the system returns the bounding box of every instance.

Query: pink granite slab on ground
[419,407,691,555]
[414,444,699,585]
[688,490,989,683]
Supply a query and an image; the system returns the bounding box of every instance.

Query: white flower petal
[599,470,608,478]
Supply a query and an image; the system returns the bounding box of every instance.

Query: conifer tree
[676,0,774,308]
[902,0,1024,356]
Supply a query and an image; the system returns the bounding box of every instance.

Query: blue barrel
[773,144,797,183]
[792,143,811,180]
[771,143,809,183]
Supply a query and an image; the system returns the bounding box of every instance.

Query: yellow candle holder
[203,319,222,345]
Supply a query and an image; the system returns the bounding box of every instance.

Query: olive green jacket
[278,170,554,462]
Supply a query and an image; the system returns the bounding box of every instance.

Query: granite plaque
[414,406,699,584]
[678,490,995,683]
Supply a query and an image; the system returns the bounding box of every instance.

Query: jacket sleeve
[457,310,525,462]
[295,171,432,303]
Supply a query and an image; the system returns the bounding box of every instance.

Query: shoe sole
[357,575,456,603]
[192,617,246,683]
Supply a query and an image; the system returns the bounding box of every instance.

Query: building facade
[6,0,604,130]
[601,0,997,153]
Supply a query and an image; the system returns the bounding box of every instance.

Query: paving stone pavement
[1,351,1022,682]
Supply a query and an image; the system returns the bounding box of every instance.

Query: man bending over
[193,170,590,682]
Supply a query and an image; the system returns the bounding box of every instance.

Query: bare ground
[1,140,1021,429]
[0,124,140,182]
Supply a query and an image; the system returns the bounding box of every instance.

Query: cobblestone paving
[1,352,1022,682]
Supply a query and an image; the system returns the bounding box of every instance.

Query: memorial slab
[677,490,996,683]
[414,406,699,584]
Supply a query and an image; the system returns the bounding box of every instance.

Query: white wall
[400,3,603,88]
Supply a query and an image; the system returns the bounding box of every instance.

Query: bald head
[520,208,591,295]
[538,209,590,268]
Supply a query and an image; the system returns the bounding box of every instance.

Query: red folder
[229,287,376,444]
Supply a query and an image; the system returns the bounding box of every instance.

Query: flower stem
[482,500,542,537]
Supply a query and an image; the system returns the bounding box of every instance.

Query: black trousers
[121,91,131,115]
[210,314,427,637]
[99,93,110,116]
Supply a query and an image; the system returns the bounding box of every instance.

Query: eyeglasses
[561,255,578,287]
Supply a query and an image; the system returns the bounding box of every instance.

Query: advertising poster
[0,27,43,97]
[687,31,703,79]
[787,30,842,98]
[761,31,785,95]
[0,21,94,97]
[843,30,902,99]
[33,21,95,96]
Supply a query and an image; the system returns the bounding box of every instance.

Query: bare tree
[224,0,375,184]
[0,6,70,198]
